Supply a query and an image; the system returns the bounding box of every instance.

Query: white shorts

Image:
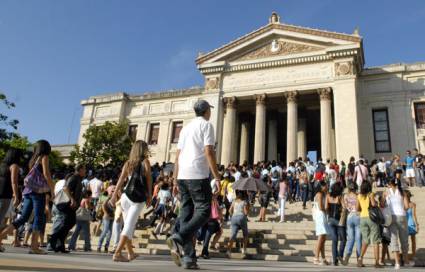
[406,169,415,178]
[120,193,145,238]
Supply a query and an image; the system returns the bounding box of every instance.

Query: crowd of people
[0,100,422,270]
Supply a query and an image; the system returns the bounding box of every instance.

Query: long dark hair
[3,148,22,166]
[389,178,403,194]
[29,140,51,169]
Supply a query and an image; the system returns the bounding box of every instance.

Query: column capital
[318,87,332,101]
[223,96,236,109]
[284,91,298,103]
[254,94,267,105]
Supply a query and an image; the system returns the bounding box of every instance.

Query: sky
[1,0,425,145]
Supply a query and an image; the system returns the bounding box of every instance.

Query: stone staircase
[5,187,425,266]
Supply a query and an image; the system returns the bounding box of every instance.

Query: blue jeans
[301,183,309,207]
[13,192,45,232]
[98,218,113,249]
[175,179,212,265]
[68,220,91,251]
[346,213,361,258]
[328,217,347,264]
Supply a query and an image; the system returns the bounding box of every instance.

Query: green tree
[0,92,26,160]
[49,150,67,173]
[70,121,132,169]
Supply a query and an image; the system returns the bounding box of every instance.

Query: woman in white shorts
[110,140,152,262]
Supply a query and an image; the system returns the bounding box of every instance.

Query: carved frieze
[234,40,322,61]
[335,61,355,76]
[205,77,220,90]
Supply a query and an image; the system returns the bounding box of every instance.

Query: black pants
[49,205,76,251]
[175,179,212,264]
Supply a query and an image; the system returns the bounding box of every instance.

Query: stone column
[253,94,267,163]
[318,88,333,161]
[239,118,250,164]
[297,118,307,159]
[267,118,278,161]
[285,91,298,164]
[221,97,236,166]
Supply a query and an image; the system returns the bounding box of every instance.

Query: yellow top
[220,179,229,196]
[358,194,371,218]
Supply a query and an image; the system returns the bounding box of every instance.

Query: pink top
[279,182,288,198]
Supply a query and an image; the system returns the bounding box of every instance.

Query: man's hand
[70,198,76,208]
[215,178,221,196]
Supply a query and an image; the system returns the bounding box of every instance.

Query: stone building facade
[78,12,425,165]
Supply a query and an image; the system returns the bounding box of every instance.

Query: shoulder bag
[124,161,147,203]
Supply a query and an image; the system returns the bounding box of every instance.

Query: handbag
[24,157,50,194]
[382,205,392,227]
[124,161,147,203]
[210,199,220,220]
[54,189,70,206]
[368,195,385,225]
[76,206,91,221]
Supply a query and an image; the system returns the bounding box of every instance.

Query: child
[227,190,249,257]
[406,191,419,261]
[151,182,171,238]
[97,185,116,253]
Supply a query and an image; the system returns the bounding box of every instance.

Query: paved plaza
[0,246,422,272]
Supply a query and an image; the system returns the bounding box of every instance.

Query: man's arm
[173,149,180,195]
[205,145,221,192]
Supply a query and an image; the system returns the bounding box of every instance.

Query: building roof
[196,12,362,65]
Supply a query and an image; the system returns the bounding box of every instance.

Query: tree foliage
[0,92,26,160]
[70,121,132,169]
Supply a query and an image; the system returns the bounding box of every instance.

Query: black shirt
[65,174,83,207]
[0,163,12,199]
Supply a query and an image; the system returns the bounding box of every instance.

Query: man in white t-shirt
[89,174,104,208]
[167,99,221,269]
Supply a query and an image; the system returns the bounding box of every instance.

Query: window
[414,102,425,129]
[128,125,138,142]
[148,123,160,145]
[372,109,391,153]
[171,121,183,143]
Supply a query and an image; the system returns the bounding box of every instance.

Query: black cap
[193,99,214,116]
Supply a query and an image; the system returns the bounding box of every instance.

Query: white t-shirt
[54,179,66,195]
[89,178,103,198]
[377,161,386,173]
[234,171,241,182]
[158,189,171,205]
[177,117,215,179]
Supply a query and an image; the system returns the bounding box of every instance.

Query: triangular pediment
[226,37,325,62]
[196,19,362,65]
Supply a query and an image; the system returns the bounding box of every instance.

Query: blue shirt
[404,156,415,170]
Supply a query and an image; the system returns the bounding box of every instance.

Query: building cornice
[361,62,425,76]
[199,48,361,74]
[81,87,204,106]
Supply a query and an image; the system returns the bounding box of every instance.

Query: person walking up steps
[167,99,221,270]
[110,140,152,262]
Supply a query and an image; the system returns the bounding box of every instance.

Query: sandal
[0,245,5,252]
[113,254,129,262]
[320,259,330,266]
[128,253,140,261]
[374,264,384,268]
[313,258,320,265]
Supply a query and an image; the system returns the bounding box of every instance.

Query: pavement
[0,246,423,272]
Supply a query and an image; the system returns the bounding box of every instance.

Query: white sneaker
[395,263,400,270]
[279,220,284,223]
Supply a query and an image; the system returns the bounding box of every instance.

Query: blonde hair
[127,140,149,173]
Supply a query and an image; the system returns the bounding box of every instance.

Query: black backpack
[124,161,147,203]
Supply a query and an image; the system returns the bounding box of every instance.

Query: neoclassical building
[78,12,425,165]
